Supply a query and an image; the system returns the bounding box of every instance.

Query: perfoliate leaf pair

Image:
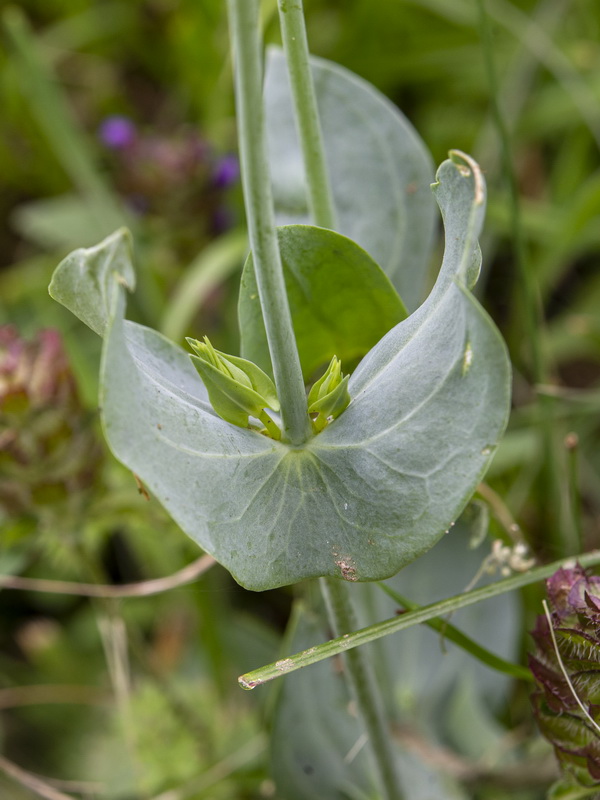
[187,336,281,439]
[239,225,407,382]
[264,47,436,311]
[46,21,511,592]
[48,151,511,591]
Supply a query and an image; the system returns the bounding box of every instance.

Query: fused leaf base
[49,154,511,591]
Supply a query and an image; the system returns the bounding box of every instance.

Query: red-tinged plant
[0,325,101,519]
[530,565,600,791]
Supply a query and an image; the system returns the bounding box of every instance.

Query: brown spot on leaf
[133,473,150,501]
[335,558,358,582]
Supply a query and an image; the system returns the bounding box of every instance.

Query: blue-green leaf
[271,519,520,797]
[270,599,377,800]
[239,225,407,380]
[49,153,510,592]
[270,584,470,800]
[264,47,437,310]
[48,227,135,337]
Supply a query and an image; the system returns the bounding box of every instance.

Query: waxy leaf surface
[238,225,407,380]
[272,598,466,799]
[49,153,510,592]
[264,47,437,311]
[271,520,517,798]
[270,599,377,800]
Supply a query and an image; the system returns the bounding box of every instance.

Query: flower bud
[308,356,350,432]
[0,326,102,520]
[187,337,280,438]
[529,565,600,791]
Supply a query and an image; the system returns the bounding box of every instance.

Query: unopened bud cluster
[187,341,351,440]
[0,326,101,520]
[187,337,281,439]
[308,356,350,433]
[529,565,600,791]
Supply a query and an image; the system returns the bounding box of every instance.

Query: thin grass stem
[377,583,533,682]
[476,0,544,384]
[563,432,583,553]
[542,600,600,737]
[239,549,600,688]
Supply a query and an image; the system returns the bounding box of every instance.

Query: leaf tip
[238,674,261,691]
[448,149,485,206]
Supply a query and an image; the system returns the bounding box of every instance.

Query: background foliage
[1,0,600,797]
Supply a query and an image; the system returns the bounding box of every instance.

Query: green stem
[320,578,402,800]
[227,0,310,445]
[272,0,389,759]
[239,548,600,688]
[259,409,281,440]
[277,0,336,229]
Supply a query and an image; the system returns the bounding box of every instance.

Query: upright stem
[279,5,397,791]
[320,578,403,800]
[227,0,311,445]
[277,0,336,230]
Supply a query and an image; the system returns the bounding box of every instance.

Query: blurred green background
[1,0,599,797]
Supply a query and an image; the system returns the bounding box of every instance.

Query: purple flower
[212,154,239,188]
[211,206,234,234]
[529,565,600,790]
[98,115,137,150]
[0,326,69,408]
[0,326,102,515]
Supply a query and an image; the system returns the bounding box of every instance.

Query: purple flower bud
[0,326,69,409]
[0,326,102,516]
[98,115,137,150]
[212,154,239,188]
[211,206,234,234]
[529,564,600,791]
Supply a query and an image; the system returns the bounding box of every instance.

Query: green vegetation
[1,1,600,797]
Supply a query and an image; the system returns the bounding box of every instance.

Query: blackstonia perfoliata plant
[48,4,510,593]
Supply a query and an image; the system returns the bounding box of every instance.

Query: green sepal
[548,779,600,799]
[187,337,279,429]
[308,356,350,420]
